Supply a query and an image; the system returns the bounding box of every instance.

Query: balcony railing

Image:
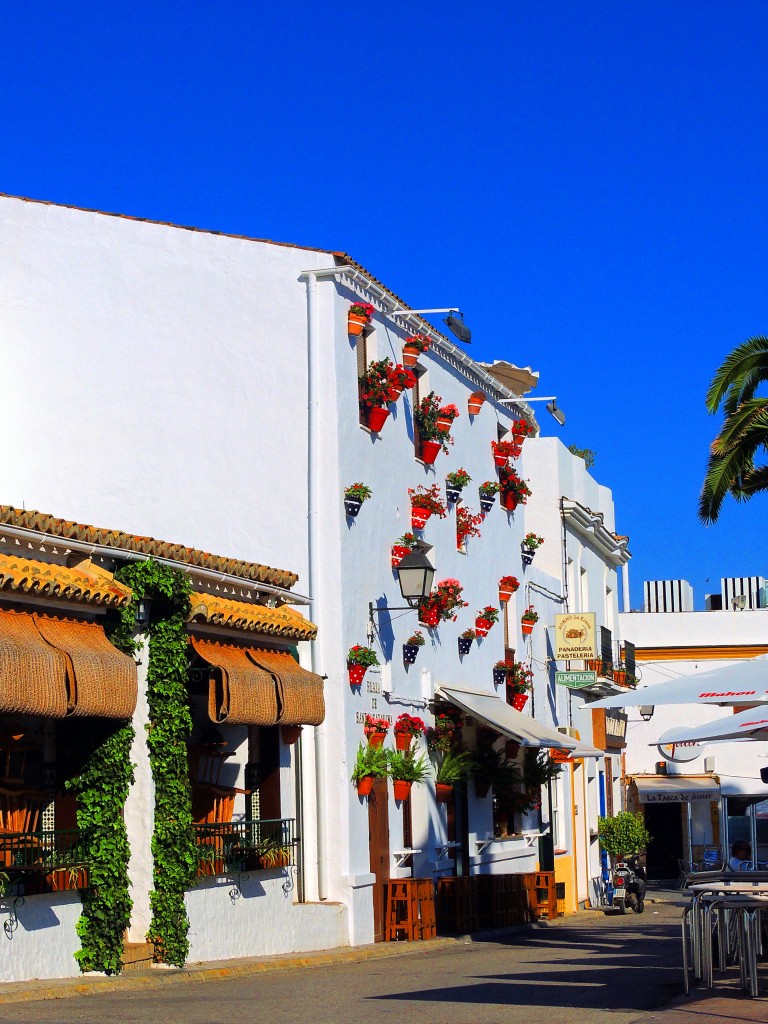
[193,817,297,878]
[0,829,89,894]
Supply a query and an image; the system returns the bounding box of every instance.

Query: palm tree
[699,335,768,524]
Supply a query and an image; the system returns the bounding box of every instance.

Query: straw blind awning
[0,609,68,718]
[33,615,137,719]
[191,637,279,726]
[248,648,325,726]
[188,593,317,641]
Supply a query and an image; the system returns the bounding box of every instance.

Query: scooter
[611,854,646,914]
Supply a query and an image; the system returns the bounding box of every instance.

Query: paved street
[0,901,694,1024]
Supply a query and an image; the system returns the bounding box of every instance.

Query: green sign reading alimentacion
[554,671,597,689]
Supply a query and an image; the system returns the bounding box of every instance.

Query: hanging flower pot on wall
[348,302,374,336]
[411,506,432,530]
[356,776,374,796]
[393,779,412,802]
[395,732,412,752]
[367,406,390,433]
[475,617,492,637]
[521,621,534,636]
[344,497,362,517]
[498,576,520,603]
[403,643,419,663]
[348,664,366,686]
[510,692,529,711]
[468,391,486,415]
[458,635,473,655]
[503,491,518,511]
[493,667,506,686]
[419,606,440,628]
[420,439,442,465]
[391,544,411,567]
[446,485,461,504]
[435,783,453,803]
[480,495,496,513]
[281,725,302,745]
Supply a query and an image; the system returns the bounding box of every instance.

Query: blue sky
[2,2,767,609]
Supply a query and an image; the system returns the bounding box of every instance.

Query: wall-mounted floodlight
[385,307,472,344]
[639,706,655,722]
[500,395,566,428]
[546,400,566,426]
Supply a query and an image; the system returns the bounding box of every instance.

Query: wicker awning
[0,609,68,718]
[191,637,279,726]
[188,593,317,641]
[248,648,325,726]
[33,615,137,719]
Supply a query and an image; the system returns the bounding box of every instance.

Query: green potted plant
[348,301,374,336]
[344,482,372,518]
[360,357,394,432]
[445,467,471,503]
[351,743,389,797]
[414,391,453,464]
[499,574,520,603]
[347,644,379,686]
[433,749,472,801]
[387,748,432,801]
[402,629,426,664]
[505,661,534,709]
[521,606,539,635]
[458,627,475,656]
[402,332,431,366]
[409,484,448,530]
[597,811,652,864]
[478,480,500,513]
[521,532,544,564]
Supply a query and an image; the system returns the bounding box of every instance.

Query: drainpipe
[302,265,351,901]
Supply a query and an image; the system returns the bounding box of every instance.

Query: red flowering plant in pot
[511,417,533,439]
[506,661,534,710]
[498,466,532,510]
[498,574,520,603]
[386,363,417,400]
[456,506,483,548]
[436,402,460,433]
[364,714,390,749]
[343,482,372,518]
[418,578,467,628]
[402,629,425,664]
[474,605,499,637]
[392,531,418,568]
[521,606,539,636]
[492,438,522,466]
[348,301,375,336]
[445,467,471,504]
[393,713,426,752]
[521,532,544,564]
[426,705,464,754]
[408,484,448,531]
[347,645,379,686]
[478,480,500,513]
[414,391,453,464]
[359,358,395,432]
[402,332,431,366]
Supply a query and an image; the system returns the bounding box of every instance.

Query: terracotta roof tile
[188,593,317,641]
[0,507,299,590]
[0,554,131,608]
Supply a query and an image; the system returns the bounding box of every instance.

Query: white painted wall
[0,893,82,982]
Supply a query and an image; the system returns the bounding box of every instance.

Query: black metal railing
[193,818,297,878]
[0,829,90,894]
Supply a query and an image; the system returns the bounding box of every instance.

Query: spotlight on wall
[546,400,566,427]
[444,312,472,344]
[639,705,655,722]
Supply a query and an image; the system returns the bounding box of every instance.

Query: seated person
[729,839,752,871]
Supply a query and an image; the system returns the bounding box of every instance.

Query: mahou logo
[699,690,756,698]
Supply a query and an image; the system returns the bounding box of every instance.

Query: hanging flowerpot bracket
[393,849,422,868]
[435,841,461,859]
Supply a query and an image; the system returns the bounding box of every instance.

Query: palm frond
[706,336,768,414]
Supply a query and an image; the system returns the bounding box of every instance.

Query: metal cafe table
[683,871,768,998]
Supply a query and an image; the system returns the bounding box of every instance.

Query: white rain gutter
[0,522,310,604]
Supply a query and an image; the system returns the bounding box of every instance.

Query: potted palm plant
[387,748,431,801]
[344,482,372,517]
[351,743,389,797]
[433,749,472,801]
[347,645,379,686]
[402,630,426,664]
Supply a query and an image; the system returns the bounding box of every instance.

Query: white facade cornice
[561,498,631,567]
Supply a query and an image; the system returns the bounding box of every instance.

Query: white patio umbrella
[656,707,768,745]
[589,654,768,710]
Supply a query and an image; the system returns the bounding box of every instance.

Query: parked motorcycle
[611,854,646,914]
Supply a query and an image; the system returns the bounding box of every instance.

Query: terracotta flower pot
[503,491,518,511]
[475,617,491,637]
[435,782,453,803]
[436,416,453,432]
[468,391,485,415]
[348,664,367,686]
[402,344,420,367]
[348,312,368,336]
[411,506,432,530]
[344,497,363,517]
[421,439,442,464]
[419,606,440,628]
[393,779,412,801]
[395,732,412,752]
[458,637,473,655]
[368,732,386,749]
[493,668,507,686]
[521,620,534,636]
[510,692,529,711]
[356,776,374,796]
[281,725,302,745]
[403,642,419,663]
[499,588,514,603]
[391,544,410,567]
[367,406,390,433]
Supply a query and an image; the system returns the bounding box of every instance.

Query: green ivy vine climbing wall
[113,559,196,967]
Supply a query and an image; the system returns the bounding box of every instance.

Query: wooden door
[368,777,390,942]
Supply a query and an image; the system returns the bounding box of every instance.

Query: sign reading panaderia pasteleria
[554,612,597,660]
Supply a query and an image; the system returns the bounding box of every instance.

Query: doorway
[644,802,683,880]
[367,777,390,942]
